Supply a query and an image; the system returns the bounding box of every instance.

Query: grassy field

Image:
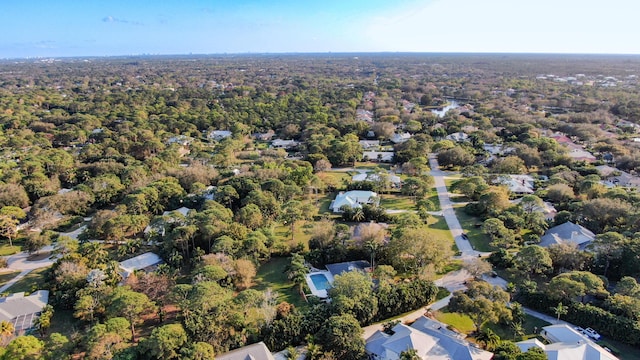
[253,257,308,309]
[435,306,551,342]
[274,221,313,251]
[380,194,415,210]
[0,271,20,286]
[434,310,475,333]
[452,205,495,252]
[354,162,392,170]
[0,244,21,256]
[7,267,49,294]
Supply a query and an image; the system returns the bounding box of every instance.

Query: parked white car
[584,327,601,340]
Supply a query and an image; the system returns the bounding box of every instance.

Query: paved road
[0,269,32,293]
[428,154,487,258]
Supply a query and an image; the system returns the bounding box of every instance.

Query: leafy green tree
[317,314,365,360]
[45,333,72,360]
[180,342,215,360]
[3,335,44,360]
[449,281,511,331]
[329,271,378,325]
[591,231,626,277]
[482,218,517,249]
[514,245,552,278]
[387,226,453,273]
[140,323,187,360]
[106,287,155,342]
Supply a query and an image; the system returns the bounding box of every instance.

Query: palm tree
[475,328,500,351]
[352,207,365,222]
[286,253,309,297]
[0,320,14,345]
[551,302,568,321]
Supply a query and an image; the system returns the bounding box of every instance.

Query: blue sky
[2,0,639,58]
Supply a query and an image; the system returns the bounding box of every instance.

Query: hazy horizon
[3,0,640,58]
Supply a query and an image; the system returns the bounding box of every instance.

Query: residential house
[119,252,163,279]
[483,143,514,156]
[445,132,469,142]
[539,222,596,250]
[253,130,275,141]
[596,165,640,188]
[352,172,402,187]
[330,190,378,212]
[0,290,50,333]
[517,325,617,360]
[366,317,493,360]
[166,135,193,146]
[270,139,299,149]
[207,130,232,141]
[511,198,557,220]
[326,260,371,278]
[216,342,275,360]
[389,133,412,144]
[497,175,535,194]
[359,140,381,149]
[363,151,394,162]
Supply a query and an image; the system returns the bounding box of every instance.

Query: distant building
[445,132,469,142]
[330,190,378,212]
[216,342,275,360]
[207,130,232,141]
[270,139,299,149]
[359,140,381,149]
[119,252,163,279]
[539,222,595,250]
[497,175,535,194]
[389,132,412,144]
[363,151,394,162]
[253,130,275,141]
[0,290,50,333]
[352,172,402,187]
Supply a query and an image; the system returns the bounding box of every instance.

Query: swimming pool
[310,273,331,290]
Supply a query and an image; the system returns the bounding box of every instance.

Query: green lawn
[253,257,308,309]
[48,309,83,339]
[354,162,392,170]
[0,244,21,256]
[452,205,495,252]
[434,309,476,334]
[0,271,20,285]
[435,307,551,342]
[7,267,49,294]
[380,194,415,210]
[318,193,336,214]
[426,190,441,211]
[596,338,640,360]
[274,221,313,251]
[484,315,550,341]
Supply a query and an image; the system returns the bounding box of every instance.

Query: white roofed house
[517,324,617,360]
[0,290,50,333]
[497,175,535,194]
[445,132,469,142]
[363,151,394,162]
[330,190,378,213]
[366,317,493,360]
[270,139,299,149]
[389,132,412,144]
[207,130,232,141]
[352,172,402,188]
[118,252,163,280]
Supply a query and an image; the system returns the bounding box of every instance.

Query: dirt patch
[26,251,51,261]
